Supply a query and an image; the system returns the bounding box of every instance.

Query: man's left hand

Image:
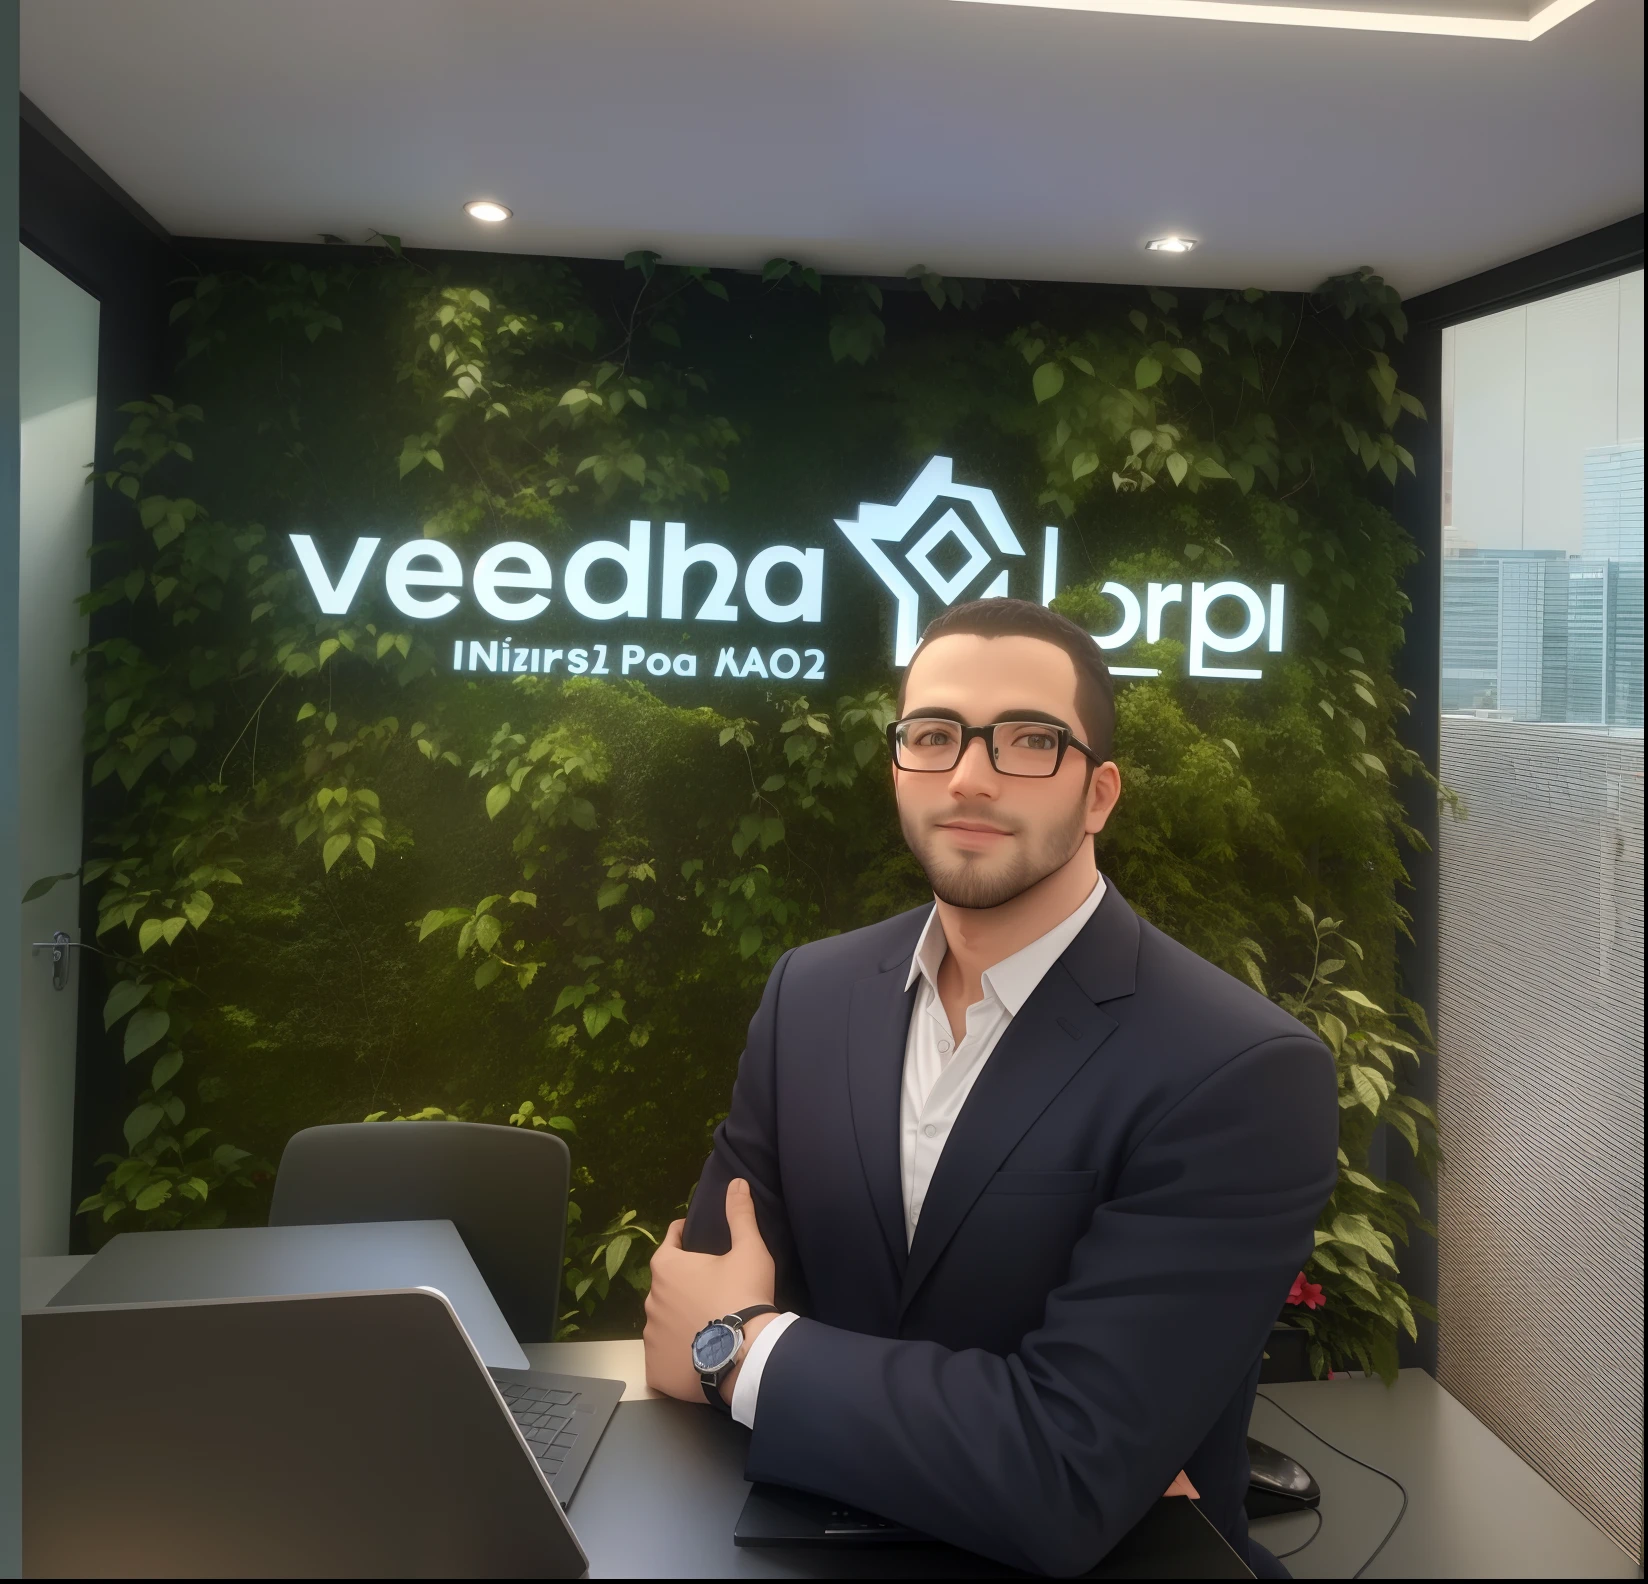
[643,1178,777,1403]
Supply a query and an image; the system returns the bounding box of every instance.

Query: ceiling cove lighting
[463,200,512,223]
[939,0,1598,43]
[1145,237,1197,254]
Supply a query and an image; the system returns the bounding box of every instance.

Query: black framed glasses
[886,716,1100,778]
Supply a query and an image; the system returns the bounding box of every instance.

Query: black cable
[1255,1391,1409,1580]
[1269,1503,1323,1560]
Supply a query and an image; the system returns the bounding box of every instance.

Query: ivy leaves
[76,970,265,1228]
[1238,901,1439,1382]
[553,975,629,1040]
[408,689,896,1023]
[765,259,987,368]
[1013,272,1424,522]
[77,1125,257,1227]
[469,718,603,861]
[104,977,176,1063]
[827,283,887,366]
[1014,304,1232,511]
[754,691,895,819]
[763,255,886,364]
[90,851,242,953]
[761,258,821,294]
[97,395,201,499]
[89,693,202,790]
[397,435,448,479]
[102,977,149,1029]
[417,889,543,992]
[561,1204,660,1330]
[123,1005,170,1061]
[284,780,386,873]
[65,246,1433,1359]
[905,264,984,313]
[390,256,737,530]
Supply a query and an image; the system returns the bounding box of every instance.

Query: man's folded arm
[744,1033,1339,1578]
[682,948,806,1310]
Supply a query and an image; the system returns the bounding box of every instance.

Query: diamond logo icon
[907,510,994,605]
[834,456,1026,664]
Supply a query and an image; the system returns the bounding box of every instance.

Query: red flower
[1287,1271,1325,1310]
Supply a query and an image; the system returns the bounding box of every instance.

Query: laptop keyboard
[497,1380,585,1482]
[488,1366,625,1506]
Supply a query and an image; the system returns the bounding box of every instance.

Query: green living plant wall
[41,241,1439,1378]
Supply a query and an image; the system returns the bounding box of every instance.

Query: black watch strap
[699,1305,780,1411]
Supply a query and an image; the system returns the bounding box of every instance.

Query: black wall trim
[20,94,169,243]
[1405,214,1644,329]
[1390,322,1442,1375]
[18,107,180,1249]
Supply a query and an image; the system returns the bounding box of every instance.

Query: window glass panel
[1442,274,1644,727]
[1436,270,1644,1563]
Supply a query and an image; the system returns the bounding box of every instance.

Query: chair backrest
[269,1121,569,1342]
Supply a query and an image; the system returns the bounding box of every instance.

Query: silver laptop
[47,1219,530,1370]
[25,1288,590,1578]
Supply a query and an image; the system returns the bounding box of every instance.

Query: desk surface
[1248,1371,1640,1580]
[26,1260,1639,1579]
[530,1335,1243,1578]
[528,1341,1641,1580]
[561,1394,1247,1579]
[529,1336,1246,1577]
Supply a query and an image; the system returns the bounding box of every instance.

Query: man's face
[893,633,1121,911]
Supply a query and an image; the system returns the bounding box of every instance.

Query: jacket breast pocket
[981,1169,1099,1196]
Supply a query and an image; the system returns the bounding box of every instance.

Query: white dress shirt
[730,876,1107,1427]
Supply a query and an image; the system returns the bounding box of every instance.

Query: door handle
[30,931,81,992]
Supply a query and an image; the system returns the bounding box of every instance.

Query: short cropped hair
[898,598,1116,761]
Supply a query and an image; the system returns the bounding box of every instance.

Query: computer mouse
[1245,1436,1321,1519]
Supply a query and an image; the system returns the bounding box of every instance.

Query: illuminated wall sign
[288,457,1286,682]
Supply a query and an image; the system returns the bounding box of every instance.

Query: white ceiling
[20,0,1644,297]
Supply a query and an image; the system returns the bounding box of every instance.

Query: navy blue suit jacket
[683,883,1338,1576]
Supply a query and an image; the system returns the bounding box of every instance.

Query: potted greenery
[1238,901,1439,1381]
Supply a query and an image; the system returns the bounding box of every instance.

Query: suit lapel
[846,918,926,1278]
[897,885,1142,1320]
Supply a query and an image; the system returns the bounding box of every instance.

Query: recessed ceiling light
[937,1,1598,45]
[1145,236,1197,254]
[464,200,512,223]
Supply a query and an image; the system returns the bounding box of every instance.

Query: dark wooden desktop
[565,1396,1253,1580]
[22,1254,1252,1579]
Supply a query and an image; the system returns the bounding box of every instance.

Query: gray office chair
[269,1121,571,1343]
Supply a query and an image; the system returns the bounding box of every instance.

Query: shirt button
[938,1040,951,1053]
[923,1124,937,1138]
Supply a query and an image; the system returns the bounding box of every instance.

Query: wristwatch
[691,1304,778,1411]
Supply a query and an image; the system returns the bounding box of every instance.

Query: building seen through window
[1441,273,1644,729]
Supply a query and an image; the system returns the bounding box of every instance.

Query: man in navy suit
[643,597,1338,1577]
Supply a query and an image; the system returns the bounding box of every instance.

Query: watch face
[691,1321,738,1373]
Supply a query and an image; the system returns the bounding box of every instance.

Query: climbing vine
[41,242,1435,1361]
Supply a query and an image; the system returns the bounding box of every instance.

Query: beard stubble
[900,787,1090,911]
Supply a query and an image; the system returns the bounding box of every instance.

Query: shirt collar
[904,875,1107,1015]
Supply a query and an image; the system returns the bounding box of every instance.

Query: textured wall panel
[1437,718,1643,1562]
